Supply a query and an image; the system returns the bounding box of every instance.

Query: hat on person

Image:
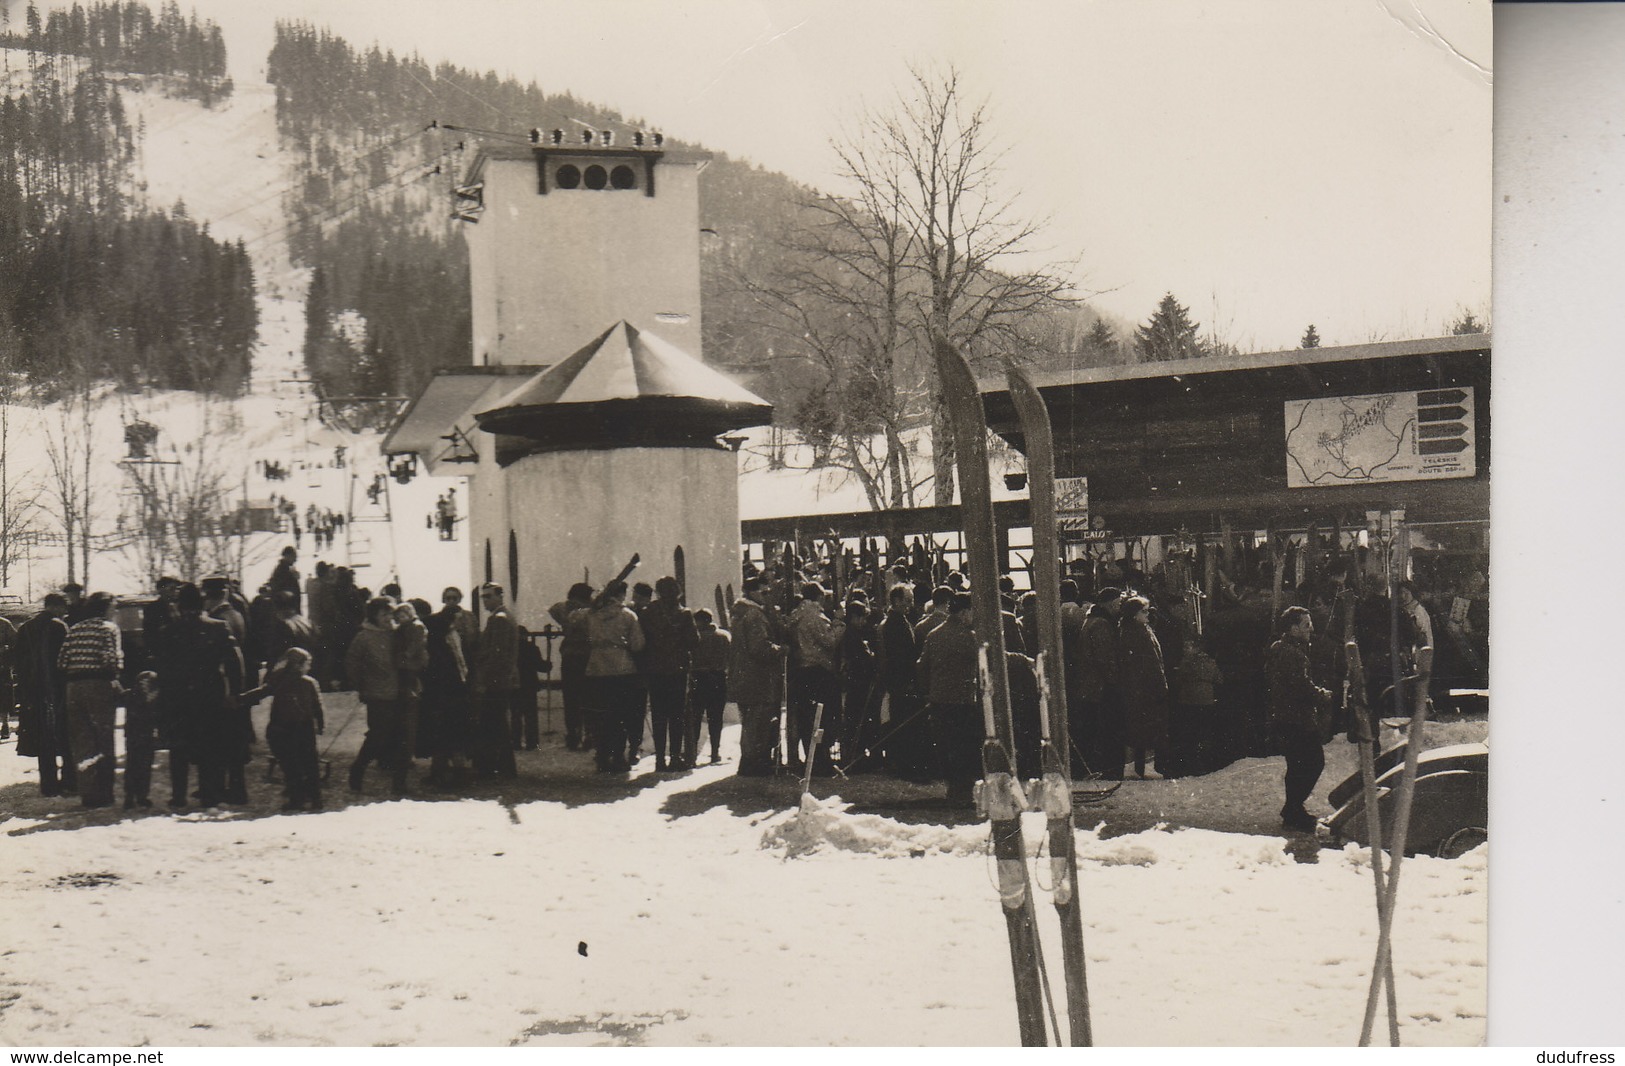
[1094,587,1123,604]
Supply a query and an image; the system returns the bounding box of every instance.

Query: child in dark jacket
[1166,637,1224,777]
[241,647,326,810]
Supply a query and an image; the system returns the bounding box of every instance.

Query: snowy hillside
[1,62,469,600]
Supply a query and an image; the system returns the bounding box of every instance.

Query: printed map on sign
[1284,388,1475,487]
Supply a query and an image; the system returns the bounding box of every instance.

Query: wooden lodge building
[743,333,1491,593]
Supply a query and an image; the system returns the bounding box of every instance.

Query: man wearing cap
[916,592,980,805]
[61,582,94,626]
[143,577,182,653]
[1073,587,1124,779]
[471,583,519,777]
[154,583,244,808]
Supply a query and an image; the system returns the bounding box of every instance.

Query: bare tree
[40,365,103,587]
[118,400,260,586]
[733,151,927,509]
[879,65,1075,504]
[743,63,1076,509]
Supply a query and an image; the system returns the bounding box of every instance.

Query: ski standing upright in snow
[931,334,1049,1046]
[1007,365,1094,1046]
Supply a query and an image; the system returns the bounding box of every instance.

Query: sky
[9,0,1493,351]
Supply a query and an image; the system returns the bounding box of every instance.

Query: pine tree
[1450,311,1485,335]
[1300,324,1321,348]
[1084,318,1118,362]
[1134,292,1205,362]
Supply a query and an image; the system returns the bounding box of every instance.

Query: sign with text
[1055,476,1089,531]
[1284,387,1476,488]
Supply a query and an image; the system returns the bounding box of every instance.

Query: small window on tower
[610,165,636,190]
[556,164,582,189]
[583,165,608,190]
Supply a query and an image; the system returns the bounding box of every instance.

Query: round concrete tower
[474,320,771,617]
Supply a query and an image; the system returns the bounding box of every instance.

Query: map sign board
[1284,387,1476,488]
[1055,476,1089,531]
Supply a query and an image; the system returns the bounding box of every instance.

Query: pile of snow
[761,793,987,858]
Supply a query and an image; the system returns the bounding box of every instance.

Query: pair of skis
[1349,637,1435,1046]
[934,335,1092,1047]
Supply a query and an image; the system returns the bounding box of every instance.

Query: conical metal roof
[475,321,772,449]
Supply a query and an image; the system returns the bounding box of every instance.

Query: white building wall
[463,155,704,368]
[467,439,509,592]
[501,446,740,631]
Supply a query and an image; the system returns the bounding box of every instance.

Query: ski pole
[1035,653,1093,1046]
[801,702,824,797]
[1360,648,1433,1046]
[1348,642,1400,1046]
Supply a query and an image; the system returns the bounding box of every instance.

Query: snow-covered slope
[2,63,469,600]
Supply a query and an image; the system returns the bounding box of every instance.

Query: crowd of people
[0,538,1488,828]
[0,547,550,813]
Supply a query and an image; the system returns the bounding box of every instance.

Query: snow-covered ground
[0,49,1488,1052]
[0,699,1486,1048]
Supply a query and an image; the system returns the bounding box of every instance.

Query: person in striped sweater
[56,592,122,808]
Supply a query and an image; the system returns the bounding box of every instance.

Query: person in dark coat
[307,562,338,689]
[639,576,697,771]
[1117,596,1169,779]
[877,583,931,780]
[729,578,783,777]
[142,577,181,653]
[1071,588,1123,779]
[837,598,881,771]
[261,591,316,670]
[688,608,731,764]
[513,623,546,751]
[329,567,364,689]
[155,583,246,809]
[15,594,72,795]
[1266,606,1333,831]
[269,546,302,614]
[392,601,430,789]
[916,593,979,805]
[1006,651,1044,781]
[1207,585,1274,758]
[242,647,326,810]
[123,670,160,809]
[204,578,253,803]
[471,583,519,777]
[241,584,277,690]
[422,594,473,787]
